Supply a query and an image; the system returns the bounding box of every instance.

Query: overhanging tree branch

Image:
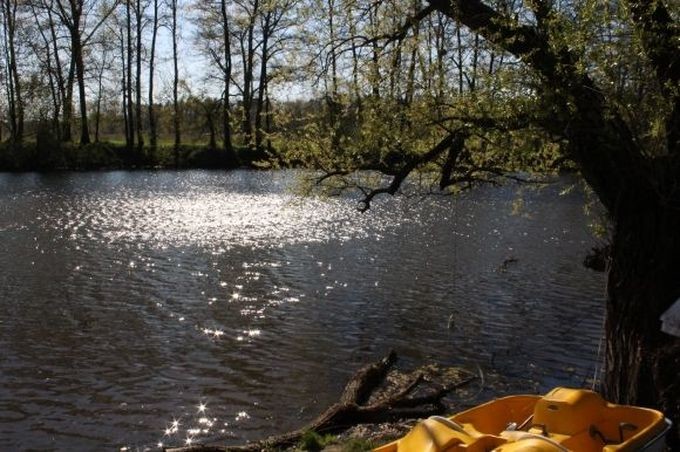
[358,130,467,212]
[425,0,654,214]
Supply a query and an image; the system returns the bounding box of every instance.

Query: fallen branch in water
[165,351,477,452]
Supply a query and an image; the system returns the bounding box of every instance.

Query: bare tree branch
[358,131,466,212]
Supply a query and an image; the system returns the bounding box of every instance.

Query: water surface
[0,170,605,450]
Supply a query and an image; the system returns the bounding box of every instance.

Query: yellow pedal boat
[373,387,671,452]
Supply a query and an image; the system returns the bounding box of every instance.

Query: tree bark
[94,49,107,143]
[172,0,181,166]
[56,0,91,145]
[148,0,159,153]
[368,4,381,98]
[605,201,680,448]
[135,0,144,156]
[126,0,135,151]
[45,4,71,142]
[2,0,23,143]
[219,0,234,162]
[73,26,89,144]
[120,27,129,150]
[30,3,61,140]
[241,0,258,149]
[254,11,270,151]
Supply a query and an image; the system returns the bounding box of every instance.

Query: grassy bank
[0,141,272,172]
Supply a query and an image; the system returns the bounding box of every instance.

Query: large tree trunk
[605,200,680,447]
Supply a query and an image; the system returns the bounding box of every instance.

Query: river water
[0,170,605,450]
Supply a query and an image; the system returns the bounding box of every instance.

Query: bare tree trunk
[46,6,70,142]
[347,2,362,117]
[435,13,446,102]
[94,49,107,143]
[388,17,402,99]
[171,0,180,166]
[2,0,23,143]
[126,0,134,150]
[135,0,144,156]
[255,11,270,150]
[148,0,159,152]
[455,24,463,94]
[206,103,216,151]
[368,5,381,98]
[324,0,341,151]
[1,0,17,142]
[120,28,129,149]
[468,33,479,92]
[265,90,272,152]
[327,0,337,97]
[220,0,235,162]
[30,3,61,140]
[64,55,75,142]
[61,0,91,146]
[94,78,102,143]
[73,33,89,145]
[404,23,419,106]
[241,0,258,148]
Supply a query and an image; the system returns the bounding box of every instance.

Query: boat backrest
[533,387,606,436]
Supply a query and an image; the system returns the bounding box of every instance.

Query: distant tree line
[0,0,542,170]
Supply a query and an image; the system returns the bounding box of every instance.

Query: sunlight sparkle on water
[235,411,250,421]
[164,419,180,436]
[202,328,225,339]
[59,189,405,248]
[198,417,214,427]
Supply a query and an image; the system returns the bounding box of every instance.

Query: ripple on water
[0,171,606,450]
[42,188,420,249]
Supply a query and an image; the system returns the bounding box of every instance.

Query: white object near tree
[660,298,680,337]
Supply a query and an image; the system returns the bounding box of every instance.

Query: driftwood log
[166,351,476,451]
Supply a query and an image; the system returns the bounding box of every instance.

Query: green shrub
[297,430,336,451]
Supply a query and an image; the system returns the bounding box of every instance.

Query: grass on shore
[0,139,271,172]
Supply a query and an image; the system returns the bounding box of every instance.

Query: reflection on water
[0,170,605,450]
